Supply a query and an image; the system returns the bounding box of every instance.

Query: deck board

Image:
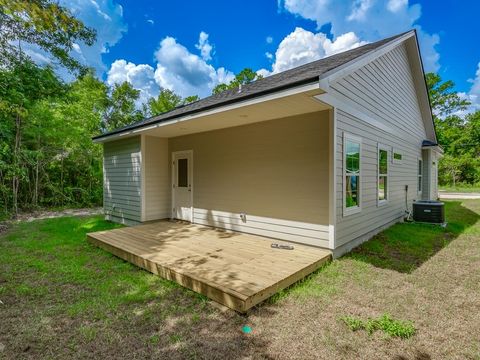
[87,220,331,312]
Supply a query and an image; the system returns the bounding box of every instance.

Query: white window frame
[377,144,389,206]
[392,149,403,164]
[343,133,362,216]
[417,157,423,195]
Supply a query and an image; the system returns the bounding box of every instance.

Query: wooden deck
[87,221,331,312]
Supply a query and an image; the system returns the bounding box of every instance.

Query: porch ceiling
[139,89,330,138]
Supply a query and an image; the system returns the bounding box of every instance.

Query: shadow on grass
[345,201,480,273]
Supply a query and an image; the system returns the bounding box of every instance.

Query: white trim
[328,108,337,249]
[377,143,389,207]
[417,157,423,196]
[94,82,321,143]
[343,132,362,217]
[140,134,146,222]
[171,150,194,222]
[315,93,396,139]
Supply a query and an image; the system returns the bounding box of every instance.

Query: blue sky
[56,0,480,111]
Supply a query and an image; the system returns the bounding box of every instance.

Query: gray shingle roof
[94,31,411,140]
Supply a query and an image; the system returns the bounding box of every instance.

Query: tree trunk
[60,153,64,206]
[33,156,39,206]
[12,112,22,218]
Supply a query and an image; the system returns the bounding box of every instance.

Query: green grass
[341,313,416,339]
[0,215,207,320]
[347,201,479,273]
[439,184,480,193]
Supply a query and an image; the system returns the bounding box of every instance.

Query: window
[177,158,188,187]
[418,159,423,193]
[392,151,403,164]
[378,146,388,203]
[344,134,361,214]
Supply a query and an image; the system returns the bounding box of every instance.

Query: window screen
[177,158,188,187]
[345,139,360,208]
[378,148,388,201]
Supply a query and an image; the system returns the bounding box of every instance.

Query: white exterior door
[172,151,193,221]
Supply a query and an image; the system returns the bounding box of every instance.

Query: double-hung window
[418,159,423,193]
[344,134,361,215]
[378,145,388,204]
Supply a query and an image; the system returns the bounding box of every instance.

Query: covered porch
[101,84,335,249]
[87,220,331,312]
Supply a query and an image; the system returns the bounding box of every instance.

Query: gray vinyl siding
[333,43,429,250]
[103,136,142,224]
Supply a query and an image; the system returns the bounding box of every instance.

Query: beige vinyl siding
[143,135,170,221]
[332,43,429,251]
[103,136,142,225]
[169,111,330,247]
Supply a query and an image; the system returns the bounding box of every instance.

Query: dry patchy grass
[0,200,479,359]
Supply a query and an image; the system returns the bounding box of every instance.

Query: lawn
[439,184,480,193]
[1,200,479,359]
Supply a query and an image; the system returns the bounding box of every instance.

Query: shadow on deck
[87,220,331,312]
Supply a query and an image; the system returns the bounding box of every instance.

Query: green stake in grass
[242,326,252,334]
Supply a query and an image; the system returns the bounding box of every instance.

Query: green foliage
[147,88,183,116]
[212,68,263,94]
[146,89,199,117]
[103,81,144,131]
[341,314,416,339]
[426,73,470,117]
[0,0,96,73]
[426,72,479,186]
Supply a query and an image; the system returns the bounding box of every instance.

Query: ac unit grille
[413,201,445,224]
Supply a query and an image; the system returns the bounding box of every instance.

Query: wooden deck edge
[87,234,249,312]
[243,253,332,311]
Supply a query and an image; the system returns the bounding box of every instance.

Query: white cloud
[154,35,233,98]
[266,36,273,44]
[271,27,367,73]
[458,62,480,114]
[106,33,234,100]
[281,0,440,72]
[147,19,154,25]
[60,0,127,76]
[265,52,273,60]
[195,31,213,61]
[387,0,408,13]
[257,68,272,78]
[106,60,159,104]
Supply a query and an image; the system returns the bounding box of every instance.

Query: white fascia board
[94,82,321,143]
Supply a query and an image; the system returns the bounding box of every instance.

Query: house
[93,29,442,258]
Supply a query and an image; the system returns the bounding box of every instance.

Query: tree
[0,0,96,73]
[0,60,65,215]
[147,89,183,116]
[103,82,143,131]
[212,68,263,95]
[425,73,470,117]
[147,90,199,117]
[184,95,200,104]
[426,72,480,187]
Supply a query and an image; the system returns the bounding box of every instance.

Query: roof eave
[93,80,322,143]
